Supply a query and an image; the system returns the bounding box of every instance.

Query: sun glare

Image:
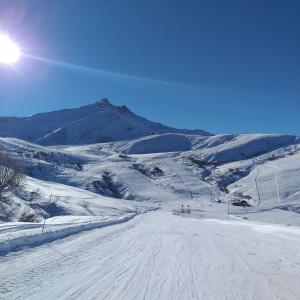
[0,34,21,64]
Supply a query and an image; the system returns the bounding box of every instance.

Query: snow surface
[116,133,194,154]
[1,131,300,224]
[1,110,300,299]
[1,211,300,300]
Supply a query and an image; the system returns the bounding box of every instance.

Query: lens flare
[0,34,21,64]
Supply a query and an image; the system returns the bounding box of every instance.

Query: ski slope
[1,128,300,299]
[0,210,300,300]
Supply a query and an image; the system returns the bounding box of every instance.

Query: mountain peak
[96,98,118,112]
[94,98,133,115]
[96,98,112,107]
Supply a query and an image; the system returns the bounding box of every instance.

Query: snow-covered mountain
[1,130,300,225]
[0,99,211,145]
[1,109,300,299]
[1,100,300,223]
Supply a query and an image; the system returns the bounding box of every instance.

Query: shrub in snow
[18,206,39,222]
[0,146,24,202]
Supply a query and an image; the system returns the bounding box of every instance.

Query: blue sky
[0,0,299,134]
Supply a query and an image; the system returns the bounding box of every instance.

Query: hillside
[0,131,299,226]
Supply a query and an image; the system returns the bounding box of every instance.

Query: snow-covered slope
[0,102,98,142]
[1,130,300,226]
[1,211,300,300]
[115,133,194,154]
[190,134,300,163]
[0,90,300,228]
[0,99,211,145]
[1,130,300,299]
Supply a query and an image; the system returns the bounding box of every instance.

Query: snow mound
[118,134,193,154]
[0,213,137,256]
[195,134,300,163]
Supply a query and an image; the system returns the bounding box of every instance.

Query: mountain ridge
[0,99,212,145]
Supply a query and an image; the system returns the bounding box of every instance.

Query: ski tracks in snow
[0,211,300,300]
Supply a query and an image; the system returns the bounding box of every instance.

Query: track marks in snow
[1,211,300,300]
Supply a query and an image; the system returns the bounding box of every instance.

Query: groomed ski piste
[1,101,300,299]
[1,210,300,300]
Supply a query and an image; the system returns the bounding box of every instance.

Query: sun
[0,34,21,64]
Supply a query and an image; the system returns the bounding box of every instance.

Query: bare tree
[0,146,24,201]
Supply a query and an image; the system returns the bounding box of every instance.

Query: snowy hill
[1,130,300,226]
[0,99,211,145]
[115,133,195,154]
